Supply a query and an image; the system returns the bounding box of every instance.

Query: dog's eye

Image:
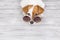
[33,17,41,23]
[23,16,31,22]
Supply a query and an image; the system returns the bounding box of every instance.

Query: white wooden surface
[0,0,60,40]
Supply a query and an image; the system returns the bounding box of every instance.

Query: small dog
[20,0,45,24]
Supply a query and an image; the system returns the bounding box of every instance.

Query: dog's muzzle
[23,15,41,24]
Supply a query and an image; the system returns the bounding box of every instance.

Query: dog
[20,0,45,24]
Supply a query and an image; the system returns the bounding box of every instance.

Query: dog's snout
[30,21,34,24]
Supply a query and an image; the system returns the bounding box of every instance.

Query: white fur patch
[20,0,45,8]
[27,6,34,19]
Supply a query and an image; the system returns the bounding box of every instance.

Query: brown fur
[32,5,44,19]
[22,5,44,20]
[22,5,33,14]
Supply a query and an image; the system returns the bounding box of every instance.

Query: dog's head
[22,5,44,24]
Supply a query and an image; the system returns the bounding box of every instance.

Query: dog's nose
[30,21,34,24]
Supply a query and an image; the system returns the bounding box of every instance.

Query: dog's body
[20,0,45,24]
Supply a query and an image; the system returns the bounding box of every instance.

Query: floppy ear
[32,5,44,19]
[38,6,44,15]
[22,5,28,13]
[22,5,33,14]
[32,5,44,15]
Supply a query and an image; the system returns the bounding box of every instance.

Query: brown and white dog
[20,0,45,24]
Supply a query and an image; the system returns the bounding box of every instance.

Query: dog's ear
[32,5,44,19]
[22,5,33,14]
[32,5,44,15]
[22,5,28,13]
[38,6,44,15]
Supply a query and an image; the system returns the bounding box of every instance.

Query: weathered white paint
[0,0,60,40]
